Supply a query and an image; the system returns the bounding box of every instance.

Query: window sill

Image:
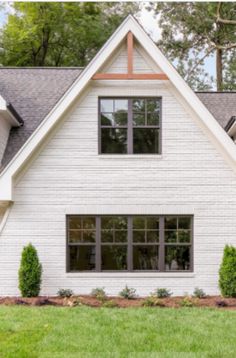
[66,272,195,278]
[98,154,163,159]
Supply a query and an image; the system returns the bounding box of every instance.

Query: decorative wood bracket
[92,31,168,80]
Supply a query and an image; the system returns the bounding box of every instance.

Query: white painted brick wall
[0,47,236,296]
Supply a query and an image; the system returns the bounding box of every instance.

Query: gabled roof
[0,15,236,202]
[0,68,82,168]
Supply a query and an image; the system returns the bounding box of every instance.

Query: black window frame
[98,97,162,155]
[66,215,193,272]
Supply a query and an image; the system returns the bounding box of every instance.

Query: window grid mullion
[128,216,132,271]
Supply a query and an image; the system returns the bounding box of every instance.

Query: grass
[0,307,236,357]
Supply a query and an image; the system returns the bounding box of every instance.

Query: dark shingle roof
[196,92,236,129]
[0,68,235,170]
[0,68,82,169]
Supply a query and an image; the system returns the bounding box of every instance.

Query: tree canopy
[148,1,236,90]
[0,2,140,67]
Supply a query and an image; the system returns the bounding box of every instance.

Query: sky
[0,2,215,78]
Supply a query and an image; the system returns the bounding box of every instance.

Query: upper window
[67,215,193,272]
[99,98,161,154]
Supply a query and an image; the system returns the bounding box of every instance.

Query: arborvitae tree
[18,243,42,297]
[219,245,236,298]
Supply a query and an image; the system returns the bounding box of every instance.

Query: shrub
[103,300,118,308]
[58,289,74,298]
[219,245,236,297]
[142,296,165,307]
[18,243,42,297]
[193,287,206,299]
[91,287,107,301]
[180,296,195,307]
[156,288,172,298]
[119,285,136,299]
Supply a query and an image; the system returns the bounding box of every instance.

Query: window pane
[101,113,114,126]
[133,113,145,126]
[113,217,127,230]
[165,217,177,230]
[69,246,95,271]
[146,217,159,230]
[147,230,159,243]
[83,230,96,243]
[83,217,96,230]
[101,99,113,112]
[101,230,113,243]
[114,99,128,112]
[133,246,159,270]
[133,217,145,230]
[133,230,145,243]
[147,99,160,112]
[179,217,191,230]
[133,128,159,154]
[114,230,127,243]
[165,230,177,243]
[69,217,81,230]
[147,112,159,126]
[101,217,113,230]
[101,245,127,270]
[165,246,190,271]
[68,230,82,243]
[178,230,191,243]
[101,128,127,154]
[133,99,145,112]
[114,112,128,126]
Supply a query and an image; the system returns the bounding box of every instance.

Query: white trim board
[0,15,236,201]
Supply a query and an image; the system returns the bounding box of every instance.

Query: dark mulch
[0,295,235,309]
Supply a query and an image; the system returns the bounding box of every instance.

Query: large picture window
[67,216,193,272]
[99,98,161,154]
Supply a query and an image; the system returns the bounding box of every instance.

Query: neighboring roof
[0,68,82,168]
[0,15,236,202]
[196,92,236,129]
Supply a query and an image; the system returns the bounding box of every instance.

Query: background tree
[148,2,236,90]
[0,2,140,67]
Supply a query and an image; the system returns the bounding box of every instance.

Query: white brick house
[0,16,236,296]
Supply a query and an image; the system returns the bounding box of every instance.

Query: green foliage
[219,245,236,297]
[119,285,136,299]
[57,289,73,298]
[103,300,118,308]
[142,296,165,307]
[91,287,107,302]
[0,2,140,66]
[193,287,206,299]
[180,296,196,307]
[148,2,236,90]
[18,243,42,297]
[155,288,172,298]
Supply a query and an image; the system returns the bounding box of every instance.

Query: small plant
[58,289,74,298]
[91,287,107,302]
[18,243,42,297]
[219,245,236,297]
[193,287,206,299]
[215,299,228,307]
[142,296,165,307]
[103,300,118,308]
[119,285,136,299]
[156,288,172,298]
[180,296,196,307]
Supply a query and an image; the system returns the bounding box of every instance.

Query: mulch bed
[0,295,236,309]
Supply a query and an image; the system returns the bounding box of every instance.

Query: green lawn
[0,306,236,357]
